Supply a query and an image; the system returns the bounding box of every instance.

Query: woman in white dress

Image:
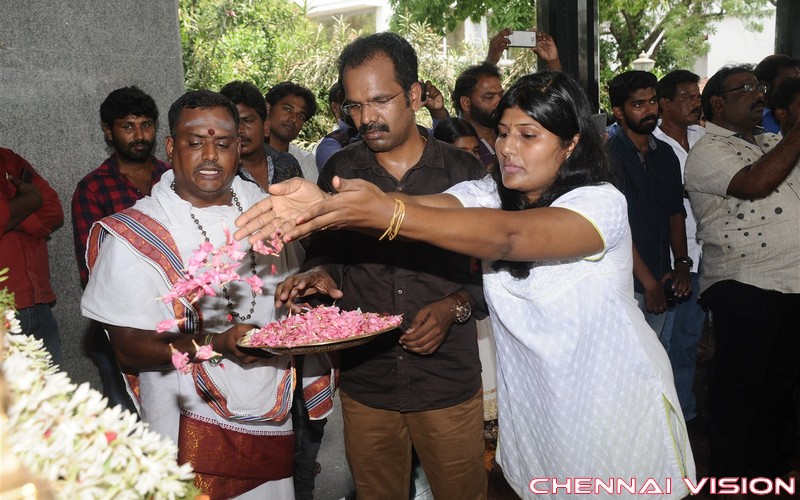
[236,71,696,499]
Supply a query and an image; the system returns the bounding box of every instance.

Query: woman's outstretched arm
[280,176,604,263]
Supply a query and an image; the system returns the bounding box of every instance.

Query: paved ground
[313,394,354,500]
[312,393,437,499]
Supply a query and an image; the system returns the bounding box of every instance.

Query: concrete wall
[0,1,185,387]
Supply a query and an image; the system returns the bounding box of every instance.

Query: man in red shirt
[72,86,170,287]
[71,86,169,410]
[0,147,64,364]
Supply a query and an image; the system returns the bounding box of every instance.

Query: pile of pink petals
[244,305,403,348]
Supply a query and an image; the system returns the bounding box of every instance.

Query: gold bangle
[379,198,403,241]
[387,199,405,240]
[204,333,214,345]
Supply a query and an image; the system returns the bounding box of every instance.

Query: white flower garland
[2,325,199,499]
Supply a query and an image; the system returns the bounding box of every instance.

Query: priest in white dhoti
[82,90,334,499]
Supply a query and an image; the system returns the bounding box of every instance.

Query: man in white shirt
[653,69,707,424]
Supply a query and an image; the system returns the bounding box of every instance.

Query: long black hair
[490,71,615,278]
[432,117,479,144]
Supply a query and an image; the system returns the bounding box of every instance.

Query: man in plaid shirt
[71,86,170,410]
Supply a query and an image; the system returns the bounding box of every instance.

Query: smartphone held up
[507,30,537,48]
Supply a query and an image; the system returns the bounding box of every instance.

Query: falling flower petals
[169,343,192,374]
[191,339,222,362]
[156,318,179,333]
[252,234,283,256]
[245,275,264,294]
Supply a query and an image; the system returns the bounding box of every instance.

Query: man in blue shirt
[606,71,691,337]
[754,54,799,133]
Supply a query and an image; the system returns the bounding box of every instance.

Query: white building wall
[694,8,776,78]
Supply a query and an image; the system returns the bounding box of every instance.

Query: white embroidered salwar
[82,171,332,499]
[447,178,695,499]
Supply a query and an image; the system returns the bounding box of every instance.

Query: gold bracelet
[203,333,214,345]
[379,198,403,240]
[387,199,406,240]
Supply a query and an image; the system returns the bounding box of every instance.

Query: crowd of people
[1,25,799,500]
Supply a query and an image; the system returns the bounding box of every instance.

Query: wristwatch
[674,256,693,268]
[449,293,472,324]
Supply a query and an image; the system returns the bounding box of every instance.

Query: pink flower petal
[169,343,192,374]
[191,339,222,361]
[245,275,264,294]
[156,318,179,333]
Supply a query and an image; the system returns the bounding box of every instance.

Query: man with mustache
[685,64,800,481]
[652,70,707,425]
[607,71,690,339]
[72,86,170,410]
[452,63,502,170]
[273,32,488,499]
[81,90,332,498]
[219,81,303,193]
[453,31,562,171]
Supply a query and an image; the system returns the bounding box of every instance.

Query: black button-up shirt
[607,123,685,293]
[304,130,485,411]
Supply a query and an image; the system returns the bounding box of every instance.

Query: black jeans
[703,280,800,477]
[292,355,328,500]
[89,321,137,413]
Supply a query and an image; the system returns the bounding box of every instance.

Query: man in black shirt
[606,71,691,338]
[220,81,303,191]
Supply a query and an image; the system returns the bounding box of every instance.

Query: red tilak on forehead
[208,128,215,136]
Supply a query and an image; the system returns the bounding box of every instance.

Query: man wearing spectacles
[685,64,800,481]
[273,32,487,499]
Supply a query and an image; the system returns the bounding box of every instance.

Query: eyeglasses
[342,91,404,116]
[720,83,768,95]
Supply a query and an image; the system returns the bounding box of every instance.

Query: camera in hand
[663,279,677,307]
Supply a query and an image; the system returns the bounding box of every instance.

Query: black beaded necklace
[173,181,257,321]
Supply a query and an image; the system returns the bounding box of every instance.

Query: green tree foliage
[180,0,362,145]
[180,1,538,144]
[180,0,771,143]
[389,0,535,33]
[389,0,771,73]
[600,0,772,71]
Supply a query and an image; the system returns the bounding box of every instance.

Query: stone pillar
[0,1,185,387]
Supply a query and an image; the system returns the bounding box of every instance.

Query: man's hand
[5,177,43,233]
[643,279,669,314]
[532,31,561,71]
[212,323,269,364]
[274,268,343,312]
[421,80,447,121]
[665,265,692,298]
[486,28,512,65]
[400,298,455,355]
[234,177,328,244]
